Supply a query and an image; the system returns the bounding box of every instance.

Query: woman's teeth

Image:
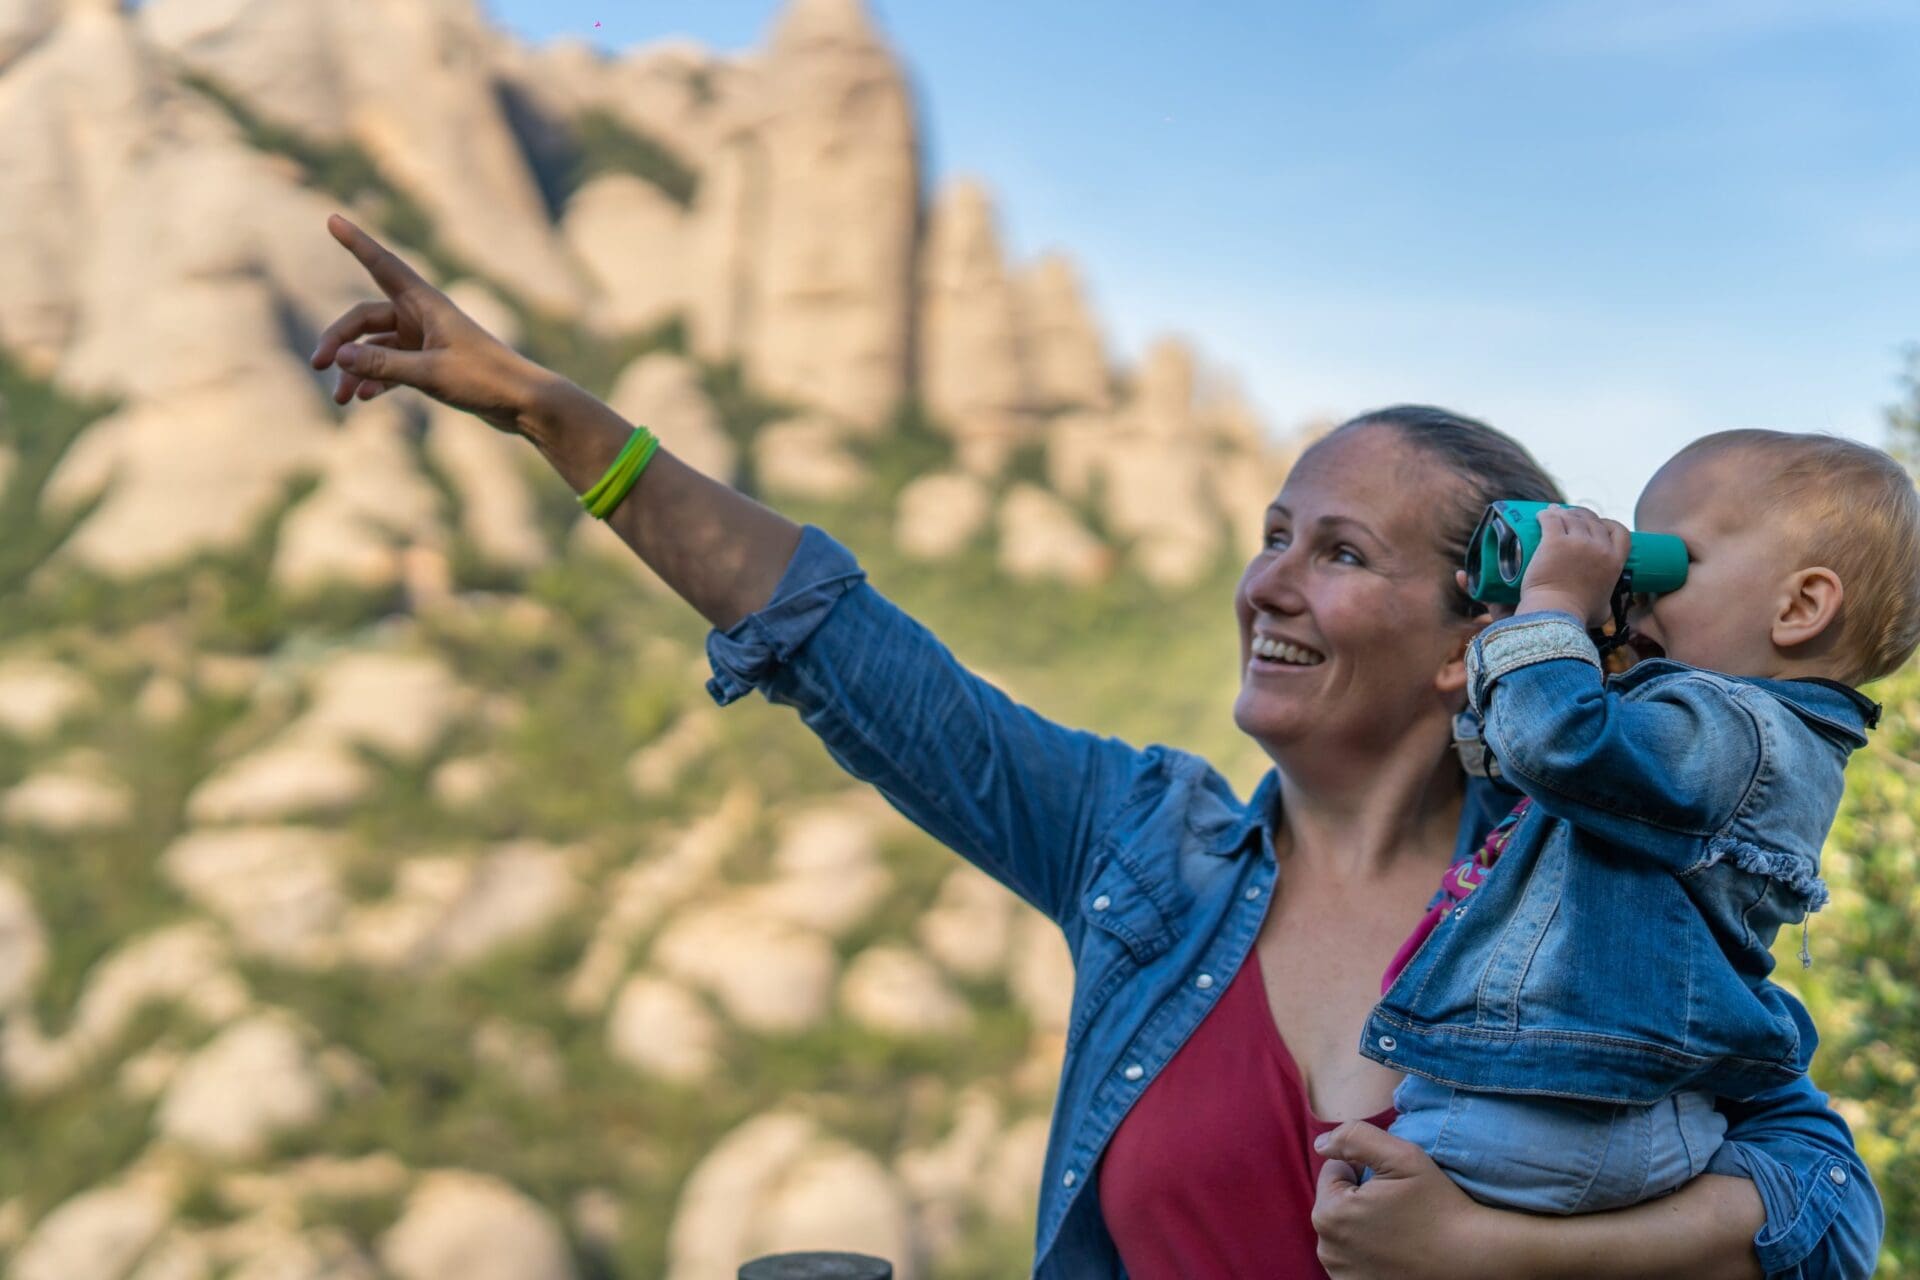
[1252,635,1325,665]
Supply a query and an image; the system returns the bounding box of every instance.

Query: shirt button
[1195,973,1214,990]
[1453,905,1468,919]
[1123,1063,1145,1081]
[1378,1035,1397,1052]
[1063,1170,1077,1188]
[1091,894,1111,912]
[1829,1166,1849,1186]
[1244,886,1261,901]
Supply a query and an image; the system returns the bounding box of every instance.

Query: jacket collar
[1611,658,1880,744]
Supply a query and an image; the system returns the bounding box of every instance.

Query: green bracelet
[580,426,650,508]
[580,427,659,520]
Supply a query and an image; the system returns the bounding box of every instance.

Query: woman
[311,214,1882,1278]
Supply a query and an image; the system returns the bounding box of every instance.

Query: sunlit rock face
[918,180,1032,472]
[3,0,1299,589]
[138,0,590,314]
[687,0,922,432]
[0,2,1323,1276]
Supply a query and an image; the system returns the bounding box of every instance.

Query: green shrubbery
[569,109,700,209]
[1780,659,1920,1276]
[1777,374,1920,1275]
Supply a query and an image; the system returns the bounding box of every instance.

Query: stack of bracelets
[579,425,660,520]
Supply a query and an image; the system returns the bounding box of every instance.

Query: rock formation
[0,1,1321,1274]
[697,0,921,430]
[918,180,1031,471]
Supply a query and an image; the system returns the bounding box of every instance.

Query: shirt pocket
[1080,859,1175,966]
[1063,860,1178,1045]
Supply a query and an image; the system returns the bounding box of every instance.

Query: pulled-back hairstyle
[1669,430,1920,684]
[1312,405,1566,616]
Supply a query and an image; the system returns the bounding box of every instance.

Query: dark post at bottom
[738,1252,894,1280]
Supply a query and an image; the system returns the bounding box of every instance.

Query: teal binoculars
[1465,501,1689,605]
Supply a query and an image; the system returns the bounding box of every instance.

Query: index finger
[327,213,429,300]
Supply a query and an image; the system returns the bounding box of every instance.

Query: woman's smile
[1247,630,1327,675]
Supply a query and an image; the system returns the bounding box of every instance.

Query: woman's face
[1233,425,1479,756]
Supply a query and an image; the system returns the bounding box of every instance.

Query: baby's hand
[1517,505,1630,627]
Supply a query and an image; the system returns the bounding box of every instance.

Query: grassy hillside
[0,331,1265,1278]
[2,311,1912,1280]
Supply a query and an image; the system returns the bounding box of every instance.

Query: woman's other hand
[1313,1121,1499,1279]
[310,214,553,437]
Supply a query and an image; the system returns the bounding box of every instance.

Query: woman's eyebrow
[1322,514,1383,544]
[1268,506,1381,539]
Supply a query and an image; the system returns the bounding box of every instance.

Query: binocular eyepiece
[1464,500,1688,605]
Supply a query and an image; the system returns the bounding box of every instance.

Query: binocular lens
[1495,516,1524,584]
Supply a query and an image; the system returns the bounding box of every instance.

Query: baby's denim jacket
[1364,610,1880,1105]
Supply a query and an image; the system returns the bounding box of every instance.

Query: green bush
[569,109,699,209]
[1779,660,1920,1276]
[1772,371,1920,1275]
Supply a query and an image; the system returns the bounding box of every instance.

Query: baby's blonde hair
[1670,430,1920,685]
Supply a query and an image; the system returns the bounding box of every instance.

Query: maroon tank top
[1097,947,1396,1279]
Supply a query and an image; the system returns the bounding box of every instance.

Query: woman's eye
[1332,545,1364,566]
[1265,529,1290,549]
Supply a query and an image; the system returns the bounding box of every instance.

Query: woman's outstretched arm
[516,375,803,630]
[311,214,1161,924]
[311,213,801,630]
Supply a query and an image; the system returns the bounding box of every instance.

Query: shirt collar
[1199,767,1283,857]
[1197,766,1516,861]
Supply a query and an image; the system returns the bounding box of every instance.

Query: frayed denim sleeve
[1465,611,1601,716]
[704,525,1155,926]
[1709,1075,1884,1279]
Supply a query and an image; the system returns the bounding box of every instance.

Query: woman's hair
[1317,405,1566,616]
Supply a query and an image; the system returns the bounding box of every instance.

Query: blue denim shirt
[704,527,1884,1280]
[1365,611,1880,1107]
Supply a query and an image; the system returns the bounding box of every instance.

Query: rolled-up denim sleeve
[1468,612,1763,857]
[706,524,1154,925]
[1709,1075,1884,1279]
[705,524,871,707]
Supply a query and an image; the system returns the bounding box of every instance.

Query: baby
[1363,429,1920,1214]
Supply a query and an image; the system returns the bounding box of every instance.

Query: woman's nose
[1247,548,1309,612]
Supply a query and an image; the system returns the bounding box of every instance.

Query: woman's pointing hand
[309,214,553,437]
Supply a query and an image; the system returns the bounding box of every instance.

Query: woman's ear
[1436,606,1494,696]
[1454,570,1515,623]
[1773,567,1844,651]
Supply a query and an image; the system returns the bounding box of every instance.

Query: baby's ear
[1773,567,1844,650]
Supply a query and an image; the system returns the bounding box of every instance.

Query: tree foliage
[1772,357,1920,1275]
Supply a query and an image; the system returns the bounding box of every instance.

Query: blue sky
[489,0,1920,517]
